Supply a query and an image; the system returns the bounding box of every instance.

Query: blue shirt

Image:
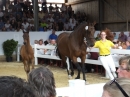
[39,27,44,31]
[0,22,4,29]
[127,46,130,49]
[49,34,58,40]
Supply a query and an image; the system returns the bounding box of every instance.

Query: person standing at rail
[93,29,117,80]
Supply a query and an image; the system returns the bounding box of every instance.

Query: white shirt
[5,24,10,29]
[45,43,56,55]
[48,17,54,23]
[37,44,45,55]
[22,22,29,29]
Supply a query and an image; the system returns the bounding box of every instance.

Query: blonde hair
[119,56,130,71]
[103,78,130,97]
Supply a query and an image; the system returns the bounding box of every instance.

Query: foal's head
[84,22,96,47]
[23,30,29,45]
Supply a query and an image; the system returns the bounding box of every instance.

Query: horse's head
[23,30,29,45]
[84,22,96,47]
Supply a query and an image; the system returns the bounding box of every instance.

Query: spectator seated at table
[44,39,58,66]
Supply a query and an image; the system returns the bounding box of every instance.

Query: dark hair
[44,40,49,45]
[0,76,35,97]
[28,67,56,97]
[0,67,56,97]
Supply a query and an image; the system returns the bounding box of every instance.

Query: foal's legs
[23,60,30,74]
[31,58,34,70]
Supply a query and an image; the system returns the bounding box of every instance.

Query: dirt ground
[0,62,109,88]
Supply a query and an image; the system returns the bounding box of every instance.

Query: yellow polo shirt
[94,40,114,55]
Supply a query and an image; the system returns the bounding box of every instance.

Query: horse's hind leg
[81,63,86,81]
[62,56,72,79]
[77,71,81,79]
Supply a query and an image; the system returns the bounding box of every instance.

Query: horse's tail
[55,46,62,59]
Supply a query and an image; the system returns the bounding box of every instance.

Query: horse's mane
[70,22,88,37]
[104,28,114,41]
[73,22,87,32]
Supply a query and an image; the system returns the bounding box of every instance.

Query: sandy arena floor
[0,62,109,88]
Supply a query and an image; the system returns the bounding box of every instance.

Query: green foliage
[3,39,18,57]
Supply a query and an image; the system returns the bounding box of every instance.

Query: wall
[102,0,130,31]
[67,0,99,22]
[67,0,130,31]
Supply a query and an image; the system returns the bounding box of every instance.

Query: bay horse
[56,22,96,83]
[20,30,34,75]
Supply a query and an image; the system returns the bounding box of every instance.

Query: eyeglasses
[109,79,129,97]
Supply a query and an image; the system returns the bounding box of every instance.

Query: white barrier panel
[69,79,86,97]
[56,83,105,97]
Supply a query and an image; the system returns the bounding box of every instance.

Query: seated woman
[37,39,45,54]
[36,39,48,65]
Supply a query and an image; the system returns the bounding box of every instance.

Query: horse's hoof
[68,75,72,79]
[85,81,89,85]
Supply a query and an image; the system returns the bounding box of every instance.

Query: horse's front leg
[31,58,34,70]
[73,60,82,79]
[75,70,81,79]
[23,60,29,73]
[81,57,89,84]
[69,58,74,76]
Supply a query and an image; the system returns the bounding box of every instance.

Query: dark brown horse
[20,30,34,75]
[56,22,95,83]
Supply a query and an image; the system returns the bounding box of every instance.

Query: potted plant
[3,39,18,62]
